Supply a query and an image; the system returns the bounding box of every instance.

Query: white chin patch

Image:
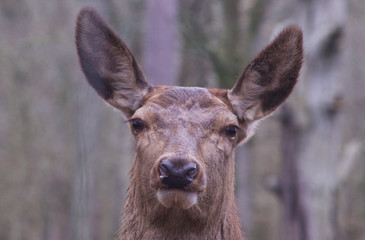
[156,189,198,209]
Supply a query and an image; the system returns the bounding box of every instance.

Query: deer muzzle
[150,156,206,209]
[159,159,198,189]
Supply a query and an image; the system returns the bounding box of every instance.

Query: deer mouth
[153,178,204,209]
[156,189,198,209]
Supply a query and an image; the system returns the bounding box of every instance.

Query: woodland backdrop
[0,0,364,240]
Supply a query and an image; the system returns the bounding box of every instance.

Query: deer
[75,7,303,240]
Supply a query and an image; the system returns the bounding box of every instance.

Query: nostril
[158,159,198,189]
[184,163,197,181]
[159,161,170,180]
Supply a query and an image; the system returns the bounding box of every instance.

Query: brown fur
[75,7,303,240]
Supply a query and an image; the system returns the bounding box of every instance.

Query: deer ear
[228,26,303,122]
[75,7,151,118]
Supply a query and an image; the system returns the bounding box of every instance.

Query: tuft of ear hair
[228,26,303,122]
[75,7,151,118]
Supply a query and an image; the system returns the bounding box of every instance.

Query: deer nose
[159,159,198,189]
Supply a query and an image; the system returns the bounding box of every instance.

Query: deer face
[129,87,244,209]
[75,8,303,212]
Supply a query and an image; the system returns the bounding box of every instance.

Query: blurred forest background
[0,0,364,240]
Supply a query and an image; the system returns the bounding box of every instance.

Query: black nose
[159,159,197,189]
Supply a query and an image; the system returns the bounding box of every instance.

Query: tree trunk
[260,0,348,239]
[142,0,180,85]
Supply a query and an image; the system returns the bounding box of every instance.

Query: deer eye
[129,118,146,133]
[224,125,239,140]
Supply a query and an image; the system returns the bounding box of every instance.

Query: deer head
[76,7,303,239]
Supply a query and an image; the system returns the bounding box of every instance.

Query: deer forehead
[133,87,239,132]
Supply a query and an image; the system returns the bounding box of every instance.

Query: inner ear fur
[75,7,151,118]
[228,26,303,122]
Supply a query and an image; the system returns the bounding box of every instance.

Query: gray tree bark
[260,0,348,240]
[143,0,180,86]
